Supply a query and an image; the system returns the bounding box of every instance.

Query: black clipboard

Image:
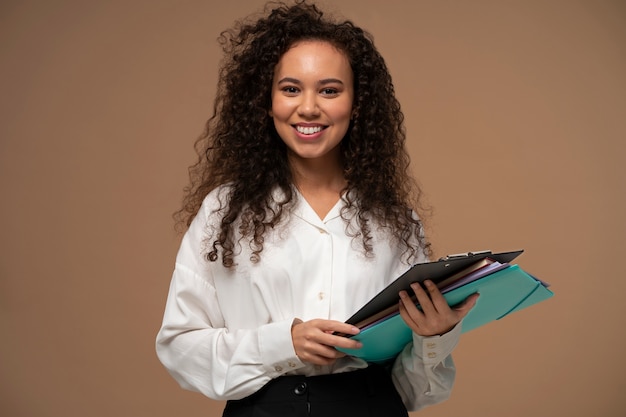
[345,249,524,325]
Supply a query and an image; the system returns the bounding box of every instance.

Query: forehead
[274,40,352,80]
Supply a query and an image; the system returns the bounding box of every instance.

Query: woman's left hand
[398,280,479,337]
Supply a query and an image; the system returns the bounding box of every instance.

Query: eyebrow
[277,77,345,86]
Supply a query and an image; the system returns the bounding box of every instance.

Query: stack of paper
[338,250,553,363]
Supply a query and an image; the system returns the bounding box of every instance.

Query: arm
[155,193,305,401]
[391,321,461,411]
[155,190,363,400]
[391,280,479,411]
[155,263,304,401]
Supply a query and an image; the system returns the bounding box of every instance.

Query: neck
[288,153,346,193]
[288,155,347,220]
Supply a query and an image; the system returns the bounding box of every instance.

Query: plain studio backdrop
[1,1,624,416]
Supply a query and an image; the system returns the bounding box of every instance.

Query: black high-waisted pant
[222,365,409,417]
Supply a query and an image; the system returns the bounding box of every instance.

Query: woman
[156,2,478,416]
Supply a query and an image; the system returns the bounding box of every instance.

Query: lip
[292,123,327,140]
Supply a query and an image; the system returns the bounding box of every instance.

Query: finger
[422,280,450,313]
[317,330,363,348]
[293,334,348,365]
[452,293,480,319]
[323,321,362,337]
[297,349,343,366]
[308,319,361,336]
[410,282,437,316]
[320,321,363,347]
[304,340,349,359]
[398,298,419,331]
[301,342,351,365]
[319,332,363,351]
[298,320,362,351]
[399,290,424,323]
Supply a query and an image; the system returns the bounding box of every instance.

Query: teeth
[296,125,323,135]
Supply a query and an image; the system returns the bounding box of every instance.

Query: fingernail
[351,326,360,334]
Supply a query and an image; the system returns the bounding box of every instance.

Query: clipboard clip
[438,250,492,262]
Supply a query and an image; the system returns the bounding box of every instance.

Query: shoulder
[200,184,233,214]
[183,185,233,240]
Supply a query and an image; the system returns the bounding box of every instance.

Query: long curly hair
[176,0,431,267]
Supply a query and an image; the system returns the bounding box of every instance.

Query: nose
[297,91,320,118]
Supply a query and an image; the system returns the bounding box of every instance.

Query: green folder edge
[338,265,554,363]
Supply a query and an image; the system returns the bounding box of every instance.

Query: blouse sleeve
[155,194,305,401]
[390,322,462,411]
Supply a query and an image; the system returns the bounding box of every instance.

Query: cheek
[270,97,292,121]
[332,102,354,124]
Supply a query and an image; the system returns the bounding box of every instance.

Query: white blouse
[156,186,462,411]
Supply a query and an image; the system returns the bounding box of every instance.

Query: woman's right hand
[291,319,362,365]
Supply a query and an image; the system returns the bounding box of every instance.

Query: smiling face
[270,40,354,169]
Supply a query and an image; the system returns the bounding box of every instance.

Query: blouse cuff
[258,319,305,377]
[411,321,462,364]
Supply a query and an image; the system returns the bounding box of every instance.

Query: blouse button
[274,365,283,372]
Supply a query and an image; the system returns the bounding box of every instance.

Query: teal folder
[338,264,553,363]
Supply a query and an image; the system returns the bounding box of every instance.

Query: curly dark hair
[176,0,431,267]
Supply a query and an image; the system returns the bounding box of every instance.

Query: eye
[320,87,339,96]
[281,86,299,95]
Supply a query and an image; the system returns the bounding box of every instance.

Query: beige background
[1,0,625,416]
